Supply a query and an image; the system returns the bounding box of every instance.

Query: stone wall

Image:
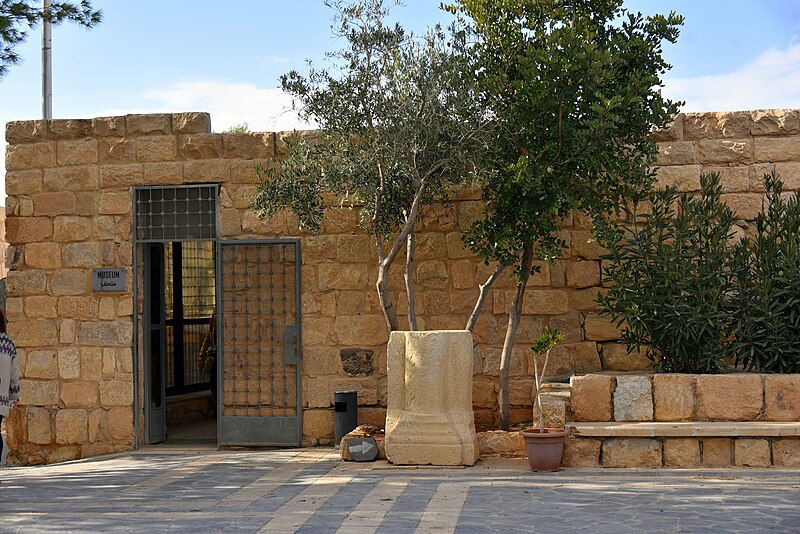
[563,373,800,468]
[3,109,800,464]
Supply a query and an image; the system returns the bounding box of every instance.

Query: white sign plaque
[92,268,126,292]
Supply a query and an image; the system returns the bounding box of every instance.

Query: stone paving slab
[0,447,799,533]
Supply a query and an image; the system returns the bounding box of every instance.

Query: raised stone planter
[384,330,479,466]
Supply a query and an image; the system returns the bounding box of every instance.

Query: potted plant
[520,327,567,472]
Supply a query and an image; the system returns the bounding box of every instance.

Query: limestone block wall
[564,373,800,468]
[3,109,800,464]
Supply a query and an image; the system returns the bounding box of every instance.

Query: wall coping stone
[568,421,800,438]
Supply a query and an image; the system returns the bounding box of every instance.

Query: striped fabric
[0,332,20,417]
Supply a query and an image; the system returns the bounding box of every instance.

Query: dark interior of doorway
[160,240,217,445]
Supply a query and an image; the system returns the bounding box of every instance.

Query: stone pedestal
[384,330,479,466]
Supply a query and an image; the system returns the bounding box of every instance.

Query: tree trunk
[498,244,534,430]
[466,265,505,332]
[376,262,400,333]
[405,226,417,331]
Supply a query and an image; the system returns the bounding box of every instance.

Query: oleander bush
[730,170,800,373]
[600,170,800,374]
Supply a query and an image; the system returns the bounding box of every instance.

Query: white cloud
[663,42,800,112]
[100,80,315,133]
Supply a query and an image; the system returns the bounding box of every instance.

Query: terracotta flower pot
[519,428,568,472]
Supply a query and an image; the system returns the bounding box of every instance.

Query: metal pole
[42,0,52,119]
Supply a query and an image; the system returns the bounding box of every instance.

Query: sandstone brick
[684,111,751,139]
[764,375,800,421]
[98,137,135,164]
[82,347,104,381]
[570,374,613,421]
[105,407,134,440]
[76,192,99,216]
[32,191,76,217]
[449,259,474,289]
[58,347,81,379]
[6,142,56,170]
[569,287,605,312]
[59,319,76,344]
[61,382,99,408]
[92,116,126,137]
[172,112,210,134]
[478,431,524,457]
[60,242,100,268]
[773,439,800,467]
[48,118,92,139]
[697,139,751,164]
[143,162,183,184]
[570,230,608,260]
[99,379,134,406]
[532,395,567,428]
[655,164,702,192]
[536,342,600,376]
[602,438,662,467]
[519,289,569,315]
[7,269,47,295]
[583,313,622,341]
[720,193,765,221]
[329,377,378,406]
[20,379,58,405]
[6,217,53,243]
[696,374,762,421]
[416,260,449,288]
[99,164,142,188]
[317,263,368,291]
[27,407,52,444]
[51,269,88,295]
[331,315,388,346]
[653,374,694,421]
[472,376,496,408]
[322,207,359,234]
[55,409,88,444]
[6,120,46,143]
[135,136,177,162]
[25,350,58,379]
[415,233,447,260]
[445,232,472,258]
[734,438,771,467]
[663,438,701,467]
[562,437,601,467]
[7,169,44,195]
[183,159,231,182]
[303,409,334,439]
[656,141,698,166]
[99,192,130,215]
[566,260,601,288]
[335,235,371,264]
[99,297,116,320]
[53,216,91,242]
[600,343,650,371]
[420,203,457,232]
[547,312,583,343]
[241,210,287,235]
[43,165,99,191]
[57,296,99,319]
[77,320,133,346]
[178,134,222,159]
[127,114,171,135]
[57,139,97,165]
[450,289,479,314]
[753,137,800,163]
[614,376,653,422]
[10,319,58,346]
[483,346,526,377]
[702,438,732,467]
[24,295,57,318]
[222,133,273,159]
[750,109,800,135]
[703,165,750,193]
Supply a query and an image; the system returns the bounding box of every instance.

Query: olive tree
[251,0,489,332]
[452,0,683,429]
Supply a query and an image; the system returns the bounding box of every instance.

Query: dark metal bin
[334,390,358,446]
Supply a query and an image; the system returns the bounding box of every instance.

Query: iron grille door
[217,239,302,446]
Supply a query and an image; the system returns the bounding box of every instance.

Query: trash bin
[334,390,358,446]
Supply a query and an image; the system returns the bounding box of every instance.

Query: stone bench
[568,421,800,438]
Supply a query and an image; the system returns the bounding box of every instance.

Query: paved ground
[1,447,799,533]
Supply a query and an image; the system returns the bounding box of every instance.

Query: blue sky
[2,1,800,201]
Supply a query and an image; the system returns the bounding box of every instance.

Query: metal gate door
[217,239,302,446]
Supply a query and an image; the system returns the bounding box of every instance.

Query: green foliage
[531,327,565,355]
[224,123,250,134]
[251,0,490,331]
[451,0,683,276]
[0,0,101,79]
[598,173,738,373]
[730,170,800,373]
